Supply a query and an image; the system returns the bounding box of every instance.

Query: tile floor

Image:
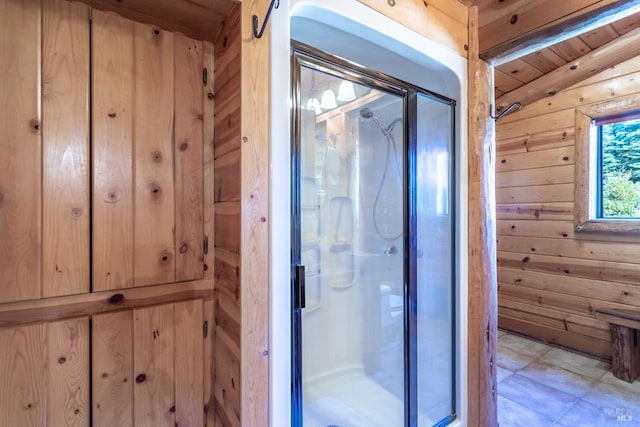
[497,329,640,427]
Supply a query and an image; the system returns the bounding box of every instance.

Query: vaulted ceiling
[472,0,640,116]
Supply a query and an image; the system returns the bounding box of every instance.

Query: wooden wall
[214,4,242,427]
[0,0,217,425]
[495,54,640,360]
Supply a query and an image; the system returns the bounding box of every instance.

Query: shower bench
[596,309,640,383]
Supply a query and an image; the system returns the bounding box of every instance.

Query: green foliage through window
[600,118,640,217]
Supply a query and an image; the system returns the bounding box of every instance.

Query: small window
[574,97,640,236]
[597,112,640,219]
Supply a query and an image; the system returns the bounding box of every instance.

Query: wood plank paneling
[496,165,574,188]
[175,299,204,427]
[92,10,134,291]
[46,317,90,426]
[42,0,90,298]
[496,183,574,204]
[0,323,46,426]
[92,311,134,427]
[175,34,204,282]
[133,22,176,286]
[497,128,574,155]
[497,146,574,172]
[203,299,215,426]
[0,0,42,302]
[357,0,469,57]
[497,53,640,358]
[203,41,216,280]
[134,304,175,427]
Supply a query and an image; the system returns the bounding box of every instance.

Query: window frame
[575,94,640,235]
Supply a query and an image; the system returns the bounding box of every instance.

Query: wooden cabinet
[0,0,218,425]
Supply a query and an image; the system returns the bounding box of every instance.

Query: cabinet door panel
[133,22,176,286]
[175,34,205,282]
[0,0,42,302]
[92,10,135,291]
[42,0,91,298]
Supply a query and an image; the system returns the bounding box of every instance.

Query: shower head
[360,107,374,119]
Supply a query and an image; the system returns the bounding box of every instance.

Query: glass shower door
[293,56,407,427]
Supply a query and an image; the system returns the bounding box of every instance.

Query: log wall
[496,54,640,359]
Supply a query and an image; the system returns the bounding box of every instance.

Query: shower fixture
[360,107,403,242]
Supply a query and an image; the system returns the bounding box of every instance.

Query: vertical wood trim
[46,317,90,426]
[574,110,593,228]
[467,5,499,427]
[133,304,175,427]
[133,22,176,286]
[203,299,215,426]
[175,34,205,282]
[241,1,270,425]
[203,41,216,280]
[0,323,46,426]
[175,299,204,427]
[92,10,134,291]
[92,311,134,427]
[0,0,42,302]
[42,0,90,298]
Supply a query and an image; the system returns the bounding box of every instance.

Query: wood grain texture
[175,34,205,282]
[92,311,134,427]
[133,304,175,427]
[203,41,216,281]
[0,0,42,302]
[0,323,46,426]
[467,6,498,427]
[92,10,134,291]
[42,0,90,298]
[133,21,176,286]
[203,299,215,426]
[241,1,270,425]
[175,299,204,427]
[357,0,469,57]
[67,0,235,42]
[608,324,640,382]
[0,279,213,328]
[46,317,90,426]
[496,27,640,111]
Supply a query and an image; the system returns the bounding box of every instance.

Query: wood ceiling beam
[480,0,640,65]
[495,26,640,112]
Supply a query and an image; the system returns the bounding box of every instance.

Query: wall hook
[253,0,279,39]
[490,102,521,121]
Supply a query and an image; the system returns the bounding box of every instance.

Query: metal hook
[253,0,279,39]
[490,102,521,121]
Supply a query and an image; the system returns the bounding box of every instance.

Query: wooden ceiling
[473,0,640,115]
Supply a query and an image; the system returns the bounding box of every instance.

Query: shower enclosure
[292,44,456,427]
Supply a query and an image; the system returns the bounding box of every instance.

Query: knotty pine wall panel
[496,54,640,359]
[213,4,241,426]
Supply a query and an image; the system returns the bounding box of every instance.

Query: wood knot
[242,136,248,143]
[203,263,209,271]
[260,216,267,223]
[169,406,175,413]
[159,251,172,264]
[562,156,569,161]
[179,142,189,151]
[108,112,117,118]
[207,92,214,100]
[464,44,469,51]
[562,233,568,237]
[106,189,120,203]
[179,243,188,254]
[70,207,83,218]
[109,293,125,305]
[74,409,80,415]
[151,151,162,162]
[223,36,228,47]
[150,184,162,198]
[152,28,160,35]
[58,357,66,364]
[510,14,518,24]
[102,373,108,378]
[570,64,578,70]
[387,0,395,5]
[30,119,41,132]
[0,191,4,208]
[522,256,530,263]
[501,159,506,164]
[548,90,557,96]
[135,374,146,383]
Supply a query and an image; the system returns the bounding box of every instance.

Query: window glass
[599,117,640,218]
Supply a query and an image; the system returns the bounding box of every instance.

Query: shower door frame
[291,42,457,427]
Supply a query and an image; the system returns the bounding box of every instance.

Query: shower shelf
[329,279,354,290]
